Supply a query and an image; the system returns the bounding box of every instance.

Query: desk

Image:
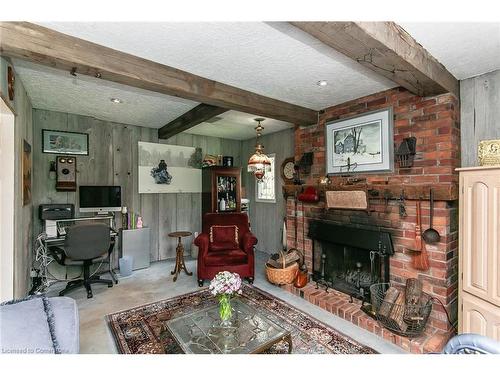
[42,216,119,284]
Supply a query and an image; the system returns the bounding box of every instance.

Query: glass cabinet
[202,166,241,215]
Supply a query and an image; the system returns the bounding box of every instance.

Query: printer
[39,204,74,238]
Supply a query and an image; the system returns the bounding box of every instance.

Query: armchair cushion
[209,225,239,250]
[205,249,248,266]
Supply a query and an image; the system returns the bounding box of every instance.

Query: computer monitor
[79,186,122,214]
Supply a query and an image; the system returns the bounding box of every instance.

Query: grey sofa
[0,296,79,354]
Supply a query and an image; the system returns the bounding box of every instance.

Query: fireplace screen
[313,242,385,299]
[308,220,394,301]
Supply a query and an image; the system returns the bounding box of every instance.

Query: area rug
[106,284,376,354]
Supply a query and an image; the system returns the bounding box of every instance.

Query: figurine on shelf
[136,216,143,229]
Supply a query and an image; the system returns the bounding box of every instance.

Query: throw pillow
[209,225,239,250]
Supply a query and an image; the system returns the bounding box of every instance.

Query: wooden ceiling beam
[291,22,460,98]
[0,22,318,125]
[158,103,227,139]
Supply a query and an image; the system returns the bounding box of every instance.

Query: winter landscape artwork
[138,141,202,193]
[326,108,393,174]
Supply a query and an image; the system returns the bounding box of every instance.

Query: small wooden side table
[168,231,193,282]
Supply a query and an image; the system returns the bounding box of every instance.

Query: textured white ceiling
[35,22,396,110]
[13,59,198,128]
[399,22,500,79]
[15,22,500,139]
[185,110,293,140]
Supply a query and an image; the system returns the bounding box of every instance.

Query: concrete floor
[47,251,405,354]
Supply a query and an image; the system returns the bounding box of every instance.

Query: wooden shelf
[282,183,458,202]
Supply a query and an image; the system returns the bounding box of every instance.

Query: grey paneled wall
[241,128,295,254]
[1,57,34,297]
[461,69,500,167]
[32,109,241,262]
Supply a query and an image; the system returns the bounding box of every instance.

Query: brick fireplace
[283,87,460,353]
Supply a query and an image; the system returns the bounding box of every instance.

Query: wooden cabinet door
[460,171,500,306]
[461,292,500,340]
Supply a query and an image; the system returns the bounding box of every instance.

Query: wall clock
[281,157,296,184]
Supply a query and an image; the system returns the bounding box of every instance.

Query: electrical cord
[33,232,105,293]
[430,296,458,332]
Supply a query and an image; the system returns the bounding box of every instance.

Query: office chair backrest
[64,222,111,260]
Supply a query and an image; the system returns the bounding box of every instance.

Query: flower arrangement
[209,271,242,324]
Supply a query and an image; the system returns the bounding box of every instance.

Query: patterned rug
[106,284,376,354]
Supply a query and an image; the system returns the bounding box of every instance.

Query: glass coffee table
[166,298,292,354]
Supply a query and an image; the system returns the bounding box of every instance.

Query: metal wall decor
[395,136,416,168]
[478,139,500,166]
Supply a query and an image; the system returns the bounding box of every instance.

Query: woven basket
[266,251,299,285]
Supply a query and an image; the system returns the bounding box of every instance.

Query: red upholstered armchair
[194,213,257,287]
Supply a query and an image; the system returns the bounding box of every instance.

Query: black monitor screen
[79,186,121,209]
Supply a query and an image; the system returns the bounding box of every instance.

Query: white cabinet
[458,166,500,339]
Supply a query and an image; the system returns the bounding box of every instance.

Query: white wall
[0,101,15,301]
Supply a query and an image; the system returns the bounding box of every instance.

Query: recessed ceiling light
[110,98,123,104]
[317,80,328,87]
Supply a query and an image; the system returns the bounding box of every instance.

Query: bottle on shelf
[219,197,226,211]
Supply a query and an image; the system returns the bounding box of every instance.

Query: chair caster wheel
[87,292,93,299]
[108,284,113,288]
[247,277,254,285]
[198,279,204,287]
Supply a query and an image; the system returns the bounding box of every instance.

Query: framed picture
[325,108,393,174]
[138,141,202,193]
[22,140,31,206]
[42,129,89,155]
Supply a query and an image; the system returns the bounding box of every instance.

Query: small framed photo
[42,129,89,155]
[325,108,394,174]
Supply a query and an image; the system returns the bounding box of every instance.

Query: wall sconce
[294,152,314,185]
[396,137,416,168]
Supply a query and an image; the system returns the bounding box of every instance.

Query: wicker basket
[266,251,299,285]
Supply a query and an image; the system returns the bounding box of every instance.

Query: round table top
[168,231,192,238]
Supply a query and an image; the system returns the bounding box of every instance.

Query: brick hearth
[283,87,460,353]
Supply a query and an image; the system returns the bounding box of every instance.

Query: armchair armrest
[194,233,210,257]
[242,232,257,253]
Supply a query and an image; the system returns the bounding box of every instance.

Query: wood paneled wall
[32,109,241,262]
[241,128,295,254]
[461,69,500,167]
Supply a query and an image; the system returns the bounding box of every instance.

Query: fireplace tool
[315,253,329,292]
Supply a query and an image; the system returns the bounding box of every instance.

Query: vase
[218,294,232,326]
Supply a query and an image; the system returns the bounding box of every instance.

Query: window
[255,153,276,203]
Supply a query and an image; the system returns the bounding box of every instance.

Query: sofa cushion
[204,249,248,266]
[0,297,54,354]
[209,225,239,250]
[0,296,79,354]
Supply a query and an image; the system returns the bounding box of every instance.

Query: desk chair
[51,223,114,298]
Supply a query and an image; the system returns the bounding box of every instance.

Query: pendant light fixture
[247,118,271,182]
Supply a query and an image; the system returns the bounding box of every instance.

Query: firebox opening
[308,220,394,301]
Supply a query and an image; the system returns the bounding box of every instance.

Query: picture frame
[325,108,394,175]
[42,129,89,155]
[22,139,31,206]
